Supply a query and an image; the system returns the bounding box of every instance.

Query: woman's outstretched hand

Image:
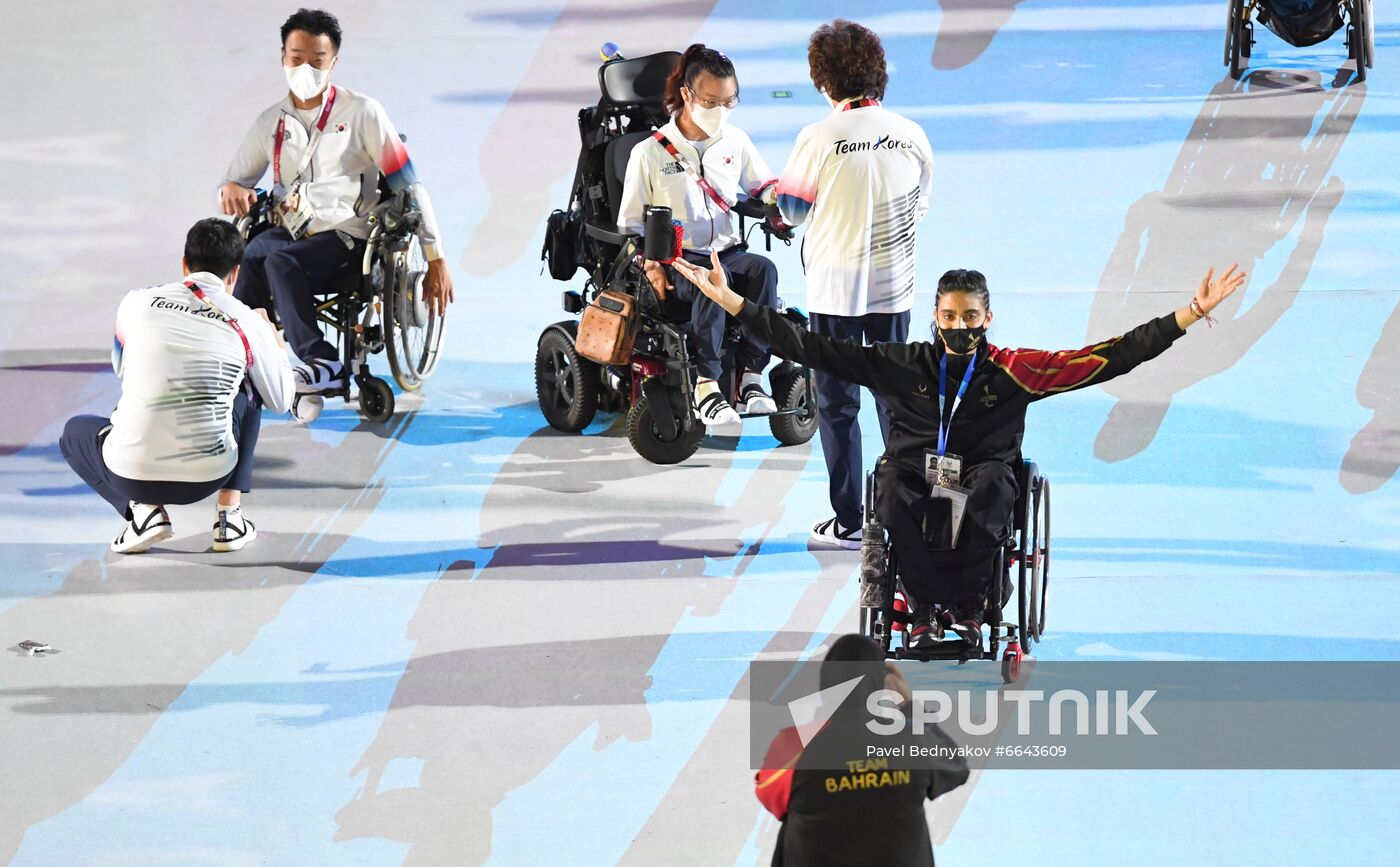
[1197,264,1247,314]
[1178,264,1248,329]
[671,252,746,316]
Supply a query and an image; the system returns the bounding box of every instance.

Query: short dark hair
[281,8,342,51]
[936,269,991,308]
[808,19,888,102]
[663,43,737,116]
[184,219,245,278]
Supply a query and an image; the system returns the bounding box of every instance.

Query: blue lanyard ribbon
[937,352,977,458]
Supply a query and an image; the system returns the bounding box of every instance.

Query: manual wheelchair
[1225,0,1374,81]
[534,49,818,465]
[237,171,445,424]
[858,460,1051,684]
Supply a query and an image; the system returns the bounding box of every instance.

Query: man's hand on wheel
[219,182,257,218]
[671,252,744,316]
[424,258,454,318]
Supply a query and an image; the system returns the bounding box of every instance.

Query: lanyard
[184,281,254,368]
[652,131,731,213]
[273,85,337,192]
[936,351,976,457]
[840,98,881,111]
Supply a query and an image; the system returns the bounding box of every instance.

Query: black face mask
[934,325,986,355]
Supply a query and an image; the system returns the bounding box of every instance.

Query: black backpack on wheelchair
[535,50,817,465]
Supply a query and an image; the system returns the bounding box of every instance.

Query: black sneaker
[948,610,984,648]
[908,605,942,651]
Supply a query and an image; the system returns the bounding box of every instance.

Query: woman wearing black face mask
[672,257,1247,649]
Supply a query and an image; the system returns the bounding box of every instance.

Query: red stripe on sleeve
[755,726,804,819]
[990,342,1117,396]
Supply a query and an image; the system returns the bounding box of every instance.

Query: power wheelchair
[237,163,445,424]
[1225,0,1374,81]
[535,49,818,465]
[858,460,1051,684]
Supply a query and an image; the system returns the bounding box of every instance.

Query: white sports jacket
[618,118,777,254]
[105,272,295,483]
[776,99,934,317]
[222,85,445,260]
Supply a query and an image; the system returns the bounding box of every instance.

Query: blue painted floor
[1,1,1397,864]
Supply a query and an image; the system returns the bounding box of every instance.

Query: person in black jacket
[673,255,1246,649]
[756,634,969,867]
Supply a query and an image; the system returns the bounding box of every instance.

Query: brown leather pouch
[576,289,638,365]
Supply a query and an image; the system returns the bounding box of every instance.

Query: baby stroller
[1226,0,1375,81]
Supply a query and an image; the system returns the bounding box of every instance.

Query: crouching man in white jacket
[60,219,295,554]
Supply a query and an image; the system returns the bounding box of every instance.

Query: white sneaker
[293,358,345,394]
[111,503,173,554]
[694,381,741,426]
[810,516,862,550]
[738,372,777,415]
[212,507,257,553]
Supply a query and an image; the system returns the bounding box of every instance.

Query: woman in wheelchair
[673,255,1247,649]
[617,43,783,426]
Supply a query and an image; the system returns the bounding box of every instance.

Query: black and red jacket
[737,302,1186,472]
[756,712,969,866]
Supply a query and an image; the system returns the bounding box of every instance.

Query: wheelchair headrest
[599,51,682,108]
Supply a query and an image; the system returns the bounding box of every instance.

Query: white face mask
[690,103,732,138]
[284,62,330,101]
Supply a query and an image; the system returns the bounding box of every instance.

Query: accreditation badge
[924,448,963,489]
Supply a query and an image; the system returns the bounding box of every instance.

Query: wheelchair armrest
[732,197,766,219]
[584,221,637,247]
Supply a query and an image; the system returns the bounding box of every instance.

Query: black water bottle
[643,206,676,262]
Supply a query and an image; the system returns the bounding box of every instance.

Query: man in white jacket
[60,219,295,554]
[218,8,453,394]
[776,20,935,548]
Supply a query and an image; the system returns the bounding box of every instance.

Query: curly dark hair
[663,43,737,116]
[808,19,888,102]
[281,8,342,51]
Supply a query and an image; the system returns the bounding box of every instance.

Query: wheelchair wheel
[358,376,395,423]
[627,394,704,465]
[1016,499,1032,652]
[1225,0,1247,80]
[769,369,818,447]
[383,235,446,392]
[1001,645,1022,684]
[1033,478,1050,639]
[536,328,600,432]
[1351,0,1373,79]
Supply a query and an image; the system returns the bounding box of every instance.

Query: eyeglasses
[687,89,740,110]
